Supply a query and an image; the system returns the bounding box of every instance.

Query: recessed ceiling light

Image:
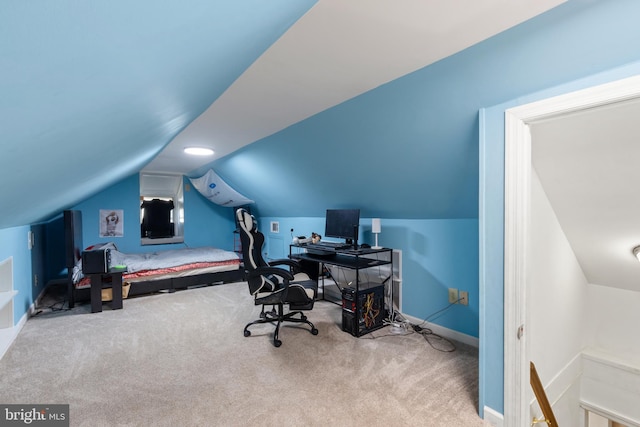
[184,147,214,156]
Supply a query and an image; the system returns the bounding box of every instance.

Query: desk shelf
[290,244,395,333]
[291,252,389,270]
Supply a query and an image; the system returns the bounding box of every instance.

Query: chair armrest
[248,266,294,282]
[269,258,302,272]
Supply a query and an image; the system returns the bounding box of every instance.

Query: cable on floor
[363,302,459,352]
[31,299,70,316]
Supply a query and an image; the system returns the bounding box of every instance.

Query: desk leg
[111,274,123,310]
[90,275,102,313]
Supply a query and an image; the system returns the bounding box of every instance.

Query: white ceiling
[532,97,640,291]
[143,0,567,174]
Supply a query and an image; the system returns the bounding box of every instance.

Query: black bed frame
[64,210,244,308]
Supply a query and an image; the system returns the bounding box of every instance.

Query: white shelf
[0,290,17,311]
[0,257,15,330]
[0,290,16,330]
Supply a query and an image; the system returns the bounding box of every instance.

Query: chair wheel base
[243,306,318,347]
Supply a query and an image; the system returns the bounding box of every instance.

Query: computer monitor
[325,209,360,246]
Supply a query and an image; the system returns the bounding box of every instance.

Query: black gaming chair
[236,208,319,347]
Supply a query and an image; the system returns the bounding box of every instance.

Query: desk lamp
[372,218,382,249]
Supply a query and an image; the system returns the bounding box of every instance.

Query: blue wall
[70,173,237,253]
[0,226,32,324]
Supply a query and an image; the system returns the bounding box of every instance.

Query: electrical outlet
[448,288,458,304]
[459,291,468,306]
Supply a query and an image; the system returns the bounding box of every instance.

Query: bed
[64,210,244,308]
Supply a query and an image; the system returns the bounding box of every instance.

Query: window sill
[141,236,184,246]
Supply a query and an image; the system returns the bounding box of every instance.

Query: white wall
[529,169,589,426]
[530,168,640,426]
[585,284,640,360]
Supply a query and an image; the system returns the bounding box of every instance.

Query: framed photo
[99,209,123,237]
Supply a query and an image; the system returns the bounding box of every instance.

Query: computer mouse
[360,243,371,249]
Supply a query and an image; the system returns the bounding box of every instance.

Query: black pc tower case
[341,285,385,337]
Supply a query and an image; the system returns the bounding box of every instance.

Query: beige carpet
[0,282,490,426]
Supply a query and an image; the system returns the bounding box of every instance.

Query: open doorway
[503,74,640,426]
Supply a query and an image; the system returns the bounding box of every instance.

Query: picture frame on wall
[99,209,123,237]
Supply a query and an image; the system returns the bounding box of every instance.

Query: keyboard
[310,241,352,250]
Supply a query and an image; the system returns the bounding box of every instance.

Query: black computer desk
[289,244,394,311]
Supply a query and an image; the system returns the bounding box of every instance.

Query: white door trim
[503,74,640,427]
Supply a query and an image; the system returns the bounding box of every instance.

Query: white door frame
[503,74,640,427]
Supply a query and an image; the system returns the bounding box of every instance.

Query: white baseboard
[30,285,49,316]
[483,406,504,427]
[400,312,479,348]
[0,327,18,361]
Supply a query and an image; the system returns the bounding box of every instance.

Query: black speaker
[82,248,111,274]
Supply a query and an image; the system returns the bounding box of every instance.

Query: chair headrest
[236,208,257,234]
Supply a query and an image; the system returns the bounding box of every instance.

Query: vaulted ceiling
[1,0,566,230]
[144,0,567,174]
